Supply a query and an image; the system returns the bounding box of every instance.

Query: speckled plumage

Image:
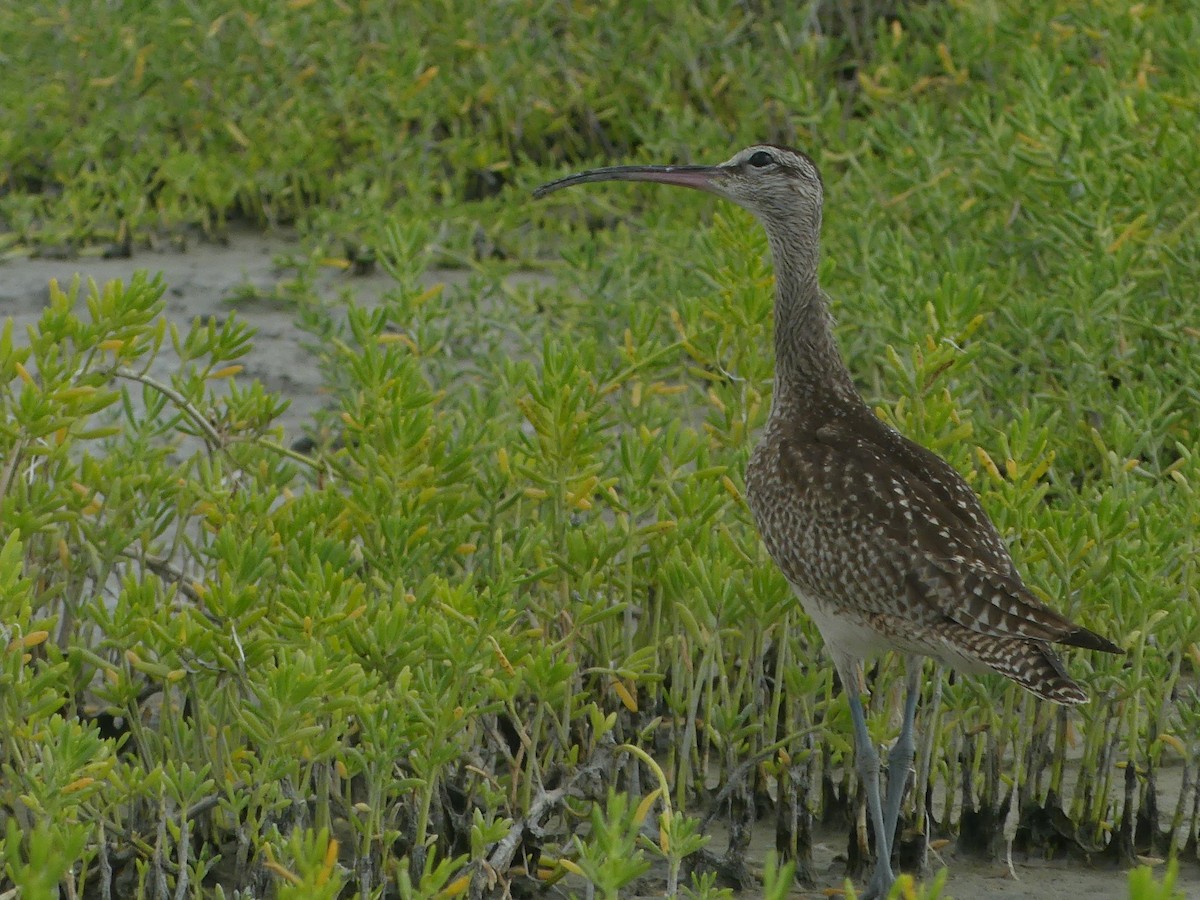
[534,142,1121,700]
[534,145,1122,897]
[745,389,1117,704]
[727,144,1122,705]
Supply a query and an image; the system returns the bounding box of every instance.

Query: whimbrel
[534,145,1122,898]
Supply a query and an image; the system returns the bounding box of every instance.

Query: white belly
[792,586,893,661]
[792,585,990,677]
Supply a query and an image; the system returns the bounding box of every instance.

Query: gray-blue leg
[846,687,894,899]
[882,657,922,851]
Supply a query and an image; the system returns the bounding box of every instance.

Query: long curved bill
[533,164,724,199]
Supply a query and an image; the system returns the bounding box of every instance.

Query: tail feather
[978,637,1089,705]
[942,625,1090,705]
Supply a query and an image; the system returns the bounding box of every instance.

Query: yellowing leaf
[225,120,251,148]
[936,42,960,79]
[437,874,470,898]
[489,636,515,676]
[8,631,49,653]
[633,788,660,826]
[558,858,585,877]
[613,679,638,712]
[1107,213,1148,253]
[62,777,94,794]
[414,66,439,90]
[976,446,1001,480]
[413,283,444,306]
[207,12,231,37]
[133,45,151,85]
[262,861,301,885]
[1158,733,1186,755]
[317,837,339,885]
[721,475,742,502]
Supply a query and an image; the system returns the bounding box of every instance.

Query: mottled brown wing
[817,406,1013,573]
[909,556,1100,645]
[797,413,1119,653]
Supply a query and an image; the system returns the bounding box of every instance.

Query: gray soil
[2,231,1194,900]
[2,230,416,443]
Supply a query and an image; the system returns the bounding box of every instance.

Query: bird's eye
[747,150,775,168]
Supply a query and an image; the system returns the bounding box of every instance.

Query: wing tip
[1060,626,1123,655]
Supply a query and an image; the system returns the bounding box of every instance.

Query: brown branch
[471,735,617,900]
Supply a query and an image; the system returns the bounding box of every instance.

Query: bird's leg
[882,655,922,863]
[840,660,894,900]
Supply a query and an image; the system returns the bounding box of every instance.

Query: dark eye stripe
[748,150,774,168]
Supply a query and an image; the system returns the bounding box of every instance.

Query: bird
[533,144,1123,898]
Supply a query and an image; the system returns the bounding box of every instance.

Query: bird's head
[533,144,824,233]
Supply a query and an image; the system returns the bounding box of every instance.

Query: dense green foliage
[1,0,1198,897]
